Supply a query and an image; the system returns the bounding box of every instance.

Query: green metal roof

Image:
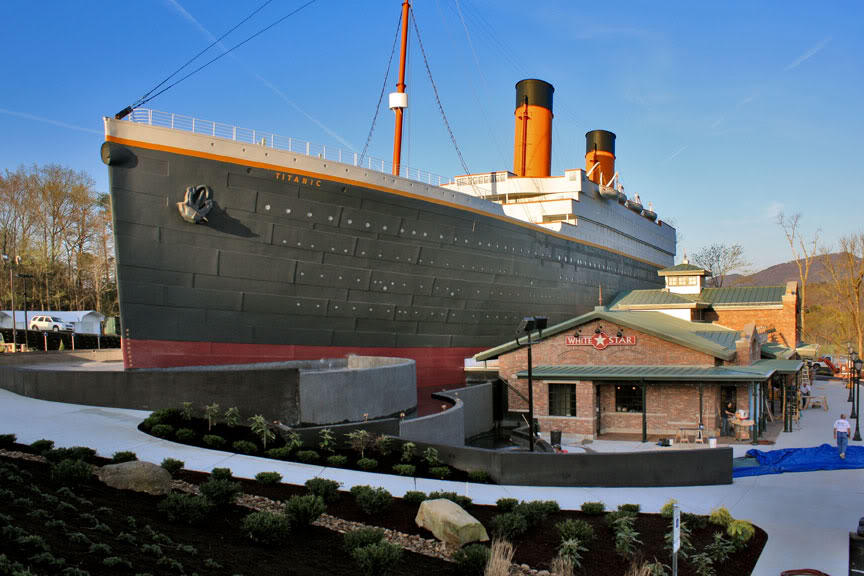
[608,289,708,310]
[751,359,804,374]
[474,308,741,362]
[761,343,796,360]
[795,343,820,358]
[699,286,785,307]
[657,262,710,276]
[515,364,776,381]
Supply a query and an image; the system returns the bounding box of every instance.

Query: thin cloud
[786,37,831,71]
[0,108,101,135]
[664,144,689,163]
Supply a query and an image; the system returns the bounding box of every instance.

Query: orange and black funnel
[513,79,554,178]
[585,130,616,185]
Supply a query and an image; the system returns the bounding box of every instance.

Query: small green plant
[683,512,708,530]
[580,501,605,515]
[28,508,52,521]
[664,520,693,559]
[350,485,392,516]
[66,531,91,545]
[402,491,427,505]
[249,415,275,449]
[346,430,374,458]
[343,527,385,553]
[392,464,415,476]
[619,503,641,514]
[452,543,490,576]
[422,447,440,467]
[265,446,293,459]
[515,500,559,526]
[175,428,196,442]
[559,538,588,568]
[88,542,111,555]
[305,478,341,503]
[284,494,326,527]
[111,451,137,463]
[496,498,519,512]
[644,559,671,576]
[223,406,240,427]
[43,446,96,463]
[283,430,303,453]
[157,555,184,572]
[428,491,472,508]
[158,493,214,524]
[116,531,136,544]
[103,556,132,569]
[297,449,320,463]
[51,459,93,485]
[255,471,282,485]
[199,478,242,508]
[232,440,258,454]
[467,470,489,483]
[204,558,222,569]
[242,510,291,545]
[351,541,402,576]
[150,424,175,439]
[613,516,642,558]
[160,457,184,476]
[709,506,733,528]
[429,466,451,480]
[30,439,54,453]
[373,434,392,456]
[177,543,197,555]
[210,467,232,480]
[202,434,225,448]
[726,519,755,548]
[140,543,163,556]
[490,512,528,540]
[400,441,416,462]
[705,531,736,563]
[180,401,195,421]
[660,498,678,518]
[690,552,716,576]
[327,454,348,467]
[204,403,220,431]
[557,519,594,543]
[45,519,66,529]
[318,428,337,454]
[357,457,378,471]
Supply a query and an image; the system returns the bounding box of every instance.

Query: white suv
[29,316,74,332]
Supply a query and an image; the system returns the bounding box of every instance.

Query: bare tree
[820,234,864,358]
[691,243,749,288]
[777,212,820,341]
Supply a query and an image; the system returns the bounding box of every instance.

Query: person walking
[834,414,851,459]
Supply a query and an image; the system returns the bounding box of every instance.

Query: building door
[595,385,602,436]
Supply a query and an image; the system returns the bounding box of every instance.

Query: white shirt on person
[835,419,851,434]
[802,384,812,394]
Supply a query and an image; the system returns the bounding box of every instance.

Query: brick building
[473,261,805,442]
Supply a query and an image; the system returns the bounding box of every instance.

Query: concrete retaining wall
[399,394,465,446]
[445,383,494,439]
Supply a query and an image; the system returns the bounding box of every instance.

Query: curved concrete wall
[399,393,464,446]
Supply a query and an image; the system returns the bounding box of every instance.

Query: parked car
[29,316,74,332]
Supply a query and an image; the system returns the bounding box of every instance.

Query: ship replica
[102,1,675,406]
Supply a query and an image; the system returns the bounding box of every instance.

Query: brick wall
[703,283,799,348]
[598,382,725,436]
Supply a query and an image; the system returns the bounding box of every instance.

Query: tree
[691,244,749,288]
[777,212,819,341]
[819,234,864,358]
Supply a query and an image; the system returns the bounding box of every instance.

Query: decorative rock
[415,499,489,548]
[96,460,172,495]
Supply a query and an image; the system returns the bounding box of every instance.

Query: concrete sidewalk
[0,378,860,575]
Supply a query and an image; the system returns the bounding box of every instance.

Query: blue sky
[1,1,860,270]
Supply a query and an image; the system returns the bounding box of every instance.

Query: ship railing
[124,109,454,187]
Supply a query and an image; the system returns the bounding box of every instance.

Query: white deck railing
[125,109,454,187]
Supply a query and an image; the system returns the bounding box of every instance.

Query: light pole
[850,344,856,402]
[854,355,863,442]
[17,273,33,352]
[516,316,547,452]
[1,254,17,350]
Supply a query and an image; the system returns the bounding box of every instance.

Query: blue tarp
[733,444,864,477]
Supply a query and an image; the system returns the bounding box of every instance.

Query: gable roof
[610,285,787,312]
[608,289,708,310]
[657,262,710,276]
[699,286,786,307]
[474,307,741,362]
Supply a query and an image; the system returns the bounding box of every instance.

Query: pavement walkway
[0,377,860,575]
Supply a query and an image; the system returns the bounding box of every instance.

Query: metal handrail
[124,109,454,187]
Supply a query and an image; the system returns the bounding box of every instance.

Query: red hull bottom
[122,339,483,415]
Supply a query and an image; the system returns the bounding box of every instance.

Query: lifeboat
[599,186,618,200]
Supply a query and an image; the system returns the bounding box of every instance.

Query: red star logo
[591,332,609,350]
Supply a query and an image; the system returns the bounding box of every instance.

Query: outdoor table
[802,395,828,411]
[732,419,755,441]
[675,427,704,444]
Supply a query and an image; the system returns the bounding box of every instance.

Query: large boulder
[415,499,489,548]
[96,461,173,495]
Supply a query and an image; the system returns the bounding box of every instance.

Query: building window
[549,384,577,416]
[615,384,643,413]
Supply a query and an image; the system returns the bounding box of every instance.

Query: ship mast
[390,0,411,176]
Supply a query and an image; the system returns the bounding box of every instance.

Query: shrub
[160,457,184,476]
[690,552,716,576]
[175,428,196,442]
[402,491,426,505]
[89,542,111,555]
[557,519,594,543]
[111,451,137,464]
[318,428,336,454]
[429,466,451,480]
[297,450,320,463]
[249,415,275,449]
[660,498,678,518]
[392,464,415,476]
[210,467,232,480]
[305,478,341,503]
[709,506,733,528]
[496,498,519,513]
[606,509,637,527]
[265,446,293,460]
[428,491,472,508]
[157,493,214,525]
[103,556,132,569]
[422,447,440,467]
[619,503,641,514]
[255,471,282,485]
[284,494,326,527]
[453,543,490,575]
[150,424,175,439]
[664,520,693,560]
[204,403,220,431]
[199,478,242,508]
[613,518,642,558]
[202,434,225,448]
[726,519,755,548]
[242,511,291,545]
[346,430,374,458]
[706,531,736,564]
[44,446,96,463]
[400,441,416,462]
[51,459,92,485]
[490,512,528,540]
[327,454,348,467]
[141,408,180,429]
[683,512,708,530]
[515,500,559,526]
[351,541,401,576]
[580,501,605,515]
[283,430,303,453]
[357,457,378,471]
[66,531,91,545]
[232,440,257,455]
[30,439,54,454]
[351,485,392,516]
[180,401,195,421]
[373,434,392,456]
[559,538,588,568]
[468,470,489,483]
[343,527,385,553]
